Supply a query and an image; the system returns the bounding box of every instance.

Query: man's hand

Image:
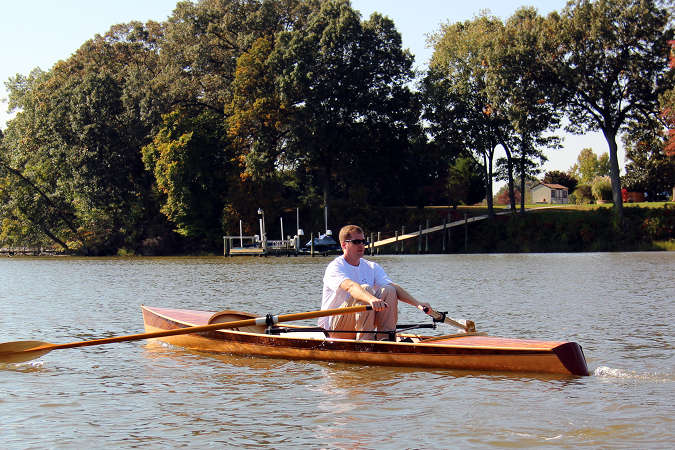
[418,302,432,312]
[417,302,432,313]
[369,298,389,311]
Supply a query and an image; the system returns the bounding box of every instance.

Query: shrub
[591,176,613,201]
[571,184,593,204]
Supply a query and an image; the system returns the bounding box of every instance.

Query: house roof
[532,183,569,191]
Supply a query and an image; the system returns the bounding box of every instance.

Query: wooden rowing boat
[141,306,589,376]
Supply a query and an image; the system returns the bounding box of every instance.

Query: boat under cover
[141,306,589,376]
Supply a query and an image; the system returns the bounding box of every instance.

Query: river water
[1,253,673,448]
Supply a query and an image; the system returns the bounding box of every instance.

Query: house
[531,183,569,204]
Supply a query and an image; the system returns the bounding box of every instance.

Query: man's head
[338,225,364,245]
[339,225,367,264]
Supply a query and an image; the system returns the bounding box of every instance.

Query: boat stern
[552,342,589,376]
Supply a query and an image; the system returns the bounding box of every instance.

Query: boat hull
[141,306,589,376]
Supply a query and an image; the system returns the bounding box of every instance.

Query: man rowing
[320,224,432,340]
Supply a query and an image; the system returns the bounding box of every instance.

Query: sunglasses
[345,239,369,245]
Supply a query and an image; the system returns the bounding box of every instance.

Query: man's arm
[339,279,389,311]
[390,282,431,311]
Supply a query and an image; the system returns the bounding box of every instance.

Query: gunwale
[141,306,589,376]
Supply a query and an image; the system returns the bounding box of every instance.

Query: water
[1,253,673,448]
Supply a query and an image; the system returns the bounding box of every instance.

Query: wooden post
[448,215,452,253]
[400,226,405,254]
[417,224,422,254]
[394,230,399,254]
[377,231,381,255]
[224,237,229,256]
[370,232,374,256]
[310,232,315,257]
[464,213,468,252]
[442,215,447,253]
[425,219,429,254]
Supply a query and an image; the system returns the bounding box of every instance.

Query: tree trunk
[601,127,624,226]
[520,162,526,214]
[1,160,87,253]
[497,134,517,212]
[483,148,495,218]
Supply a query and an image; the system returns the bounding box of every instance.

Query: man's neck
[343,254,360,266]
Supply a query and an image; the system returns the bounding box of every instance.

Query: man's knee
[381,284,396,296]
[377,284,397,302]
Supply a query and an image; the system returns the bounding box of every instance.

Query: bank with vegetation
[0,0,673,256]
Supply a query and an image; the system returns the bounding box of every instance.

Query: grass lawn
[461,202,675,213]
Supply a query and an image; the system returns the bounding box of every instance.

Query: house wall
[532,186,569,204]
[550,189,569,204]
[532,187,550,203]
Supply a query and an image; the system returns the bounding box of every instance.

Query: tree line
[0,0,672,255]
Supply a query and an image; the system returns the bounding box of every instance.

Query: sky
[0,0,621,177]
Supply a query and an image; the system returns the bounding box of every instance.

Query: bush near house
[570,184,593,204]
[591,176,613,201]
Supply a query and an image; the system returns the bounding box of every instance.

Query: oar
[421,307,476,332]
[0,305,372,364]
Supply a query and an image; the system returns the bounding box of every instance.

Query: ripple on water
[0,253,673,448]
[593,365,675,382]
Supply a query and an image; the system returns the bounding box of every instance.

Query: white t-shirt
[319,255,393,329]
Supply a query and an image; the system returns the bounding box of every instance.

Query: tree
[269,0,418,208]
[622,129,675,199]
[570,148,610,184]
[543,170,578,192]
[495,141,546,210]
[1,21,168,254]
[446,155,486,206]
[142,109,232,245]
[485,7,562,213]
[426,14,516,218]
[662,40,675,156]
[227,35,287,180]
[543,0,674,224]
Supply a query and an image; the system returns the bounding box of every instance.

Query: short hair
[339,225,363,245]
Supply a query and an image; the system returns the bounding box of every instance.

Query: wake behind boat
[141,306,589,376]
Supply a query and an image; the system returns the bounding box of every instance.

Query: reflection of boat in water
[300,233,341,254]
[141,306,590,376]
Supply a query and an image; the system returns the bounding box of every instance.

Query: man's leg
[373,284,398,339]
[328,298,374,340]
[328,285,398,340]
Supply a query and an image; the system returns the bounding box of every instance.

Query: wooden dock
[367,210,513,253]
[224,209,517,256]
[223,236,298,256]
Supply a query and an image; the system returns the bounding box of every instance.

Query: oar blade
[0,341,53,364]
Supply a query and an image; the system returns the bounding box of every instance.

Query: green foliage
[1,21,169,254]
[544,170,578,191]
[622,128,675,199]
[1,0,672,254]
[591,176,613,201]
[425,15,509,215]
[542,0,674,221]
[142,109,230,244]
[269,0,420,207]
[464,205,674,252]
[570,148,610,184]
[570,184,593,204]
[446,156,486,206]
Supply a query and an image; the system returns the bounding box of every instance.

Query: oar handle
[421,307,476,332]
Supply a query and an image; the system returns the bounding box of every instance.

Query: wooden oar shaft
[12,305,373,355]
